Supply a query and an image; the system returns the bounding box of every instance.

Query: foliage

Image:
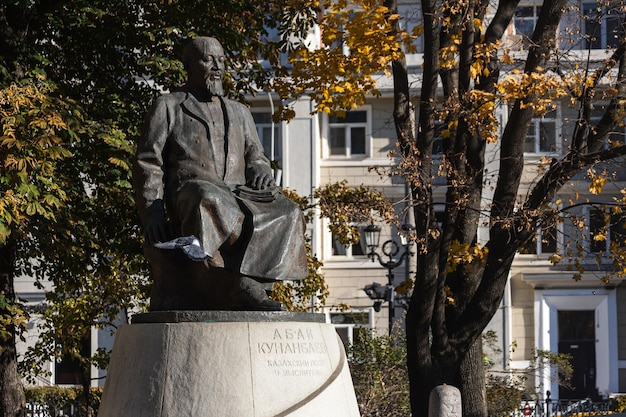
[271,188,328,312]
[314,180,396,246]
[445,240,489,275]
[482,331,524,417]
[275,1,626,416]
[348,329,573,417]
[530,349,573,393]
[274,0,417,118]
[1,1,319,107]
[0,0,320,398]
[0,291,27,343]
[0,72,76,244]
[485,375,523,417]
[0,71,150,381]
[484,349,574,413]
[0,70,147,397]
[270,239,329,312]
[612,395,626,413]
[271,184,395,311]
[483,331,573,417]
[25,386,103,417]
[348,328,411,417]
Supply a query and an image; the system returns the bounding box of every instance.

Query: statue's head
[183,37,225,97]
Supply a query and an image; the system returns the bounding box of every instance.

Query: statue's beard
[206,76,224,97]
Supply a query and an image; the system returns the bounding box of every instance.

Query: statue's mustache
[205,71,222,80]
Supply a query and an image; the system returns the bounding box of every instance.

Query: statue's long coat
[133,88,307,280]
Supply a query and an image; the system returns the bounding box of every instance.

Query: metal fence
[29,390,614,417]
[26,402,84,417]
[510,392,613,417]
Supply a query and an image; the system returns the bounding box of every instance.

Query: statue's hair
[182,37,224,68]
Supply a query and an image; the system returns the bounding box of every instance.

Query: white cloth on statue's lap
[153,235,209,261]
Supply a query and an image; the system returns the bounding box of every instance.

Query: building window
[582,2,623,50]
[327,110,368,158]
[610,213,626,249]
[398,2,424,53]
[588,207,626,254]
[589,208,608,253]
[514,5,541,47]
[520,225,558,255]
[331,225,368,257]
[252,112,282,167]
[325,308,374,347]
[55,332,90,385]
[524,110,558,154]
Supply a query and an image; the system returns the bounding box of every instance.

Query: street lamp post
[363,223,414,334]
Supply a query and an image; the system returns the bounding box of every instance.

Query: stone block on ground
[429,385,462,417]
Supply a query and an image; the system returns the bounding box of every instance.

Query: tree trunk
[82,366,92,417]
[0,242,26,417]
[459,339,487,417]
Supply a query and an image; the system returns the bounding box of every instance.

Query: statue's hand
[145,216,178,244]
[144,205,179,244]
[247,163,276,190]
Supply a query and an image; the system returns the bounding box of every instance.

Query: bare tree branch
[491,0,569,220]
[449,0,569,356]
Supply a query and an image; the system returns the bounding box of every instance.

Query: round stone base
[98,313,360,417]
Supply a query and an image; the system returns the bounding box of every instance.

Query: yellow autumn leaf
[549,253,563,264]
[593,232,607,242]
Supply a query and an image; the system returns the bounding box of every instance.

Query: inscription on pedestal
[266,359,327,377]
[257,328,327,354]
[256,327,329,378]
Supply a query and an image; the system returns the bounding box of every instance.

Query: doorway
[558,310,597,400]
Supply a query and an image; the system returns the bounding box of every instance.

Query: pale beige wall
[617,286,626,363]
[319,165,395,188]
[508,271,536,361]
[618,285,626,391]
[610,284,626,392]
[370,99,398,159]
[316,97,415,334]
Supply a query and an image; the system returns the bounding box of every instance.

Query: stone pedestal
[98,311,360,417]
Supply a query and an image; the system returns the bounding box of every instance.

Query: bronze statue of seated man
[133,37,308,311]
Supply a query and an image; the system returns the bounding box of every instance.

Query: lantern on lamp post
[362,223,414,334]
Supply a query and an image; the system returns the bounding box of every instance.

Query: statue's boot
[232,276,284,311]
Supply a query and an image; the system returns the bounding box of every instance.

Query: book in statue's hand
[235,185,280,202]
